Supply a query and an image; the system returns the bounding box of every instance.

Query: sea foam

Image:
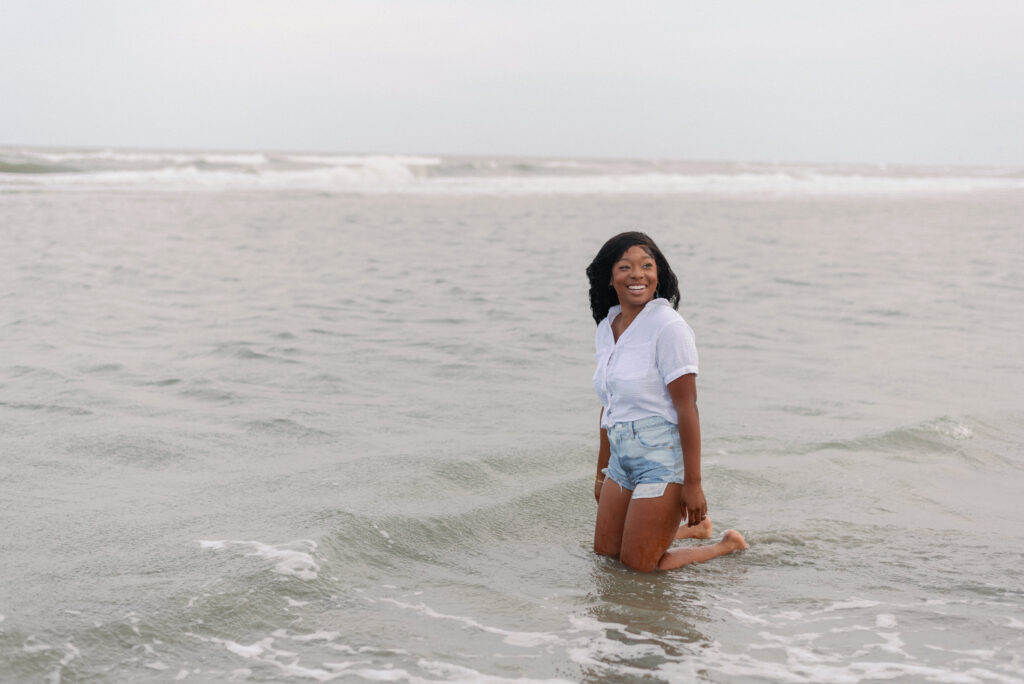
[2,146,1021,196]
[199,540,320,580]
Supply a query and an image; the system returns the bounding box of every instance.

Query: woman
[587,232,747,572]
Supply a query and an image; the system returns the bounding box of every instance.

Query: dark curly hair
[585,231,680,324]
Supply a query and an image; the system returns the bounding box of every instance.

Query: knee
[619,548,660,573]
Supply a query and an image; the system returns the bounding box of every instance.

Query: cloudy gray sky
[3,0,1023,165]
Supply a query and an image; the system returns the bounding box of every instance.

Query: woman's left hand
[680,481,707,526]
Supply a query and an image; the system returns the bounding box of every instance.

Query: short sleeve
[655,319,699,385]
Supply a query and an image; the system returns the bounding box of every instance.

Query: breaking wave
[2,146,1022,196]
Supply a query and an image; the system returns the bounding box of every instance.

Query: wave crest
[3,147,1022,195]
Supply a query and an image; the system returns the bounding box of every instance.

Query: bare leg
[599,483,747,573]
[594,479,633,557]
[676,516,712,540]
[657,530,748,570]
[618,484,685,572]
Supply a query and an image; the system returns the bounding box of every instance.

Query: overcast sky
[3,0,1023,165]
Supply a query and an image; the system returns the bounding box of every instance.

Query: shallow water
[1,150,1023,682]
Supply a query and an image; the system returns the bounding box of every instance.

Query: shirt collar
[606,297,668,325]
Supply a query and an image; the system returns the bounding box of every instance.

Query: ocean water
[1,147,1022,683]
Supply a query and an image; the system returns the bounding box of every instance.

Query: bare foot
[721,529,748,552]
[676,516,713,540]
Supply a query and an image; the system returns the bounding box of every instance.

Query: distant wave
[0,160,80,174]
[2,146,1022,196]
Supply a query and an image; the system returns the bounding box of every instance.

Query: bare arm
[595,407,610,502]
[667,373,706,526]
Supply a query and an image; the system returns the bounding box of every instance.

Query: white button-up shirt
[593,298,699,428]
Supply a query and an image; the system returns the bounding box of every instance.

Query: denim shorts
[603,416,684,496]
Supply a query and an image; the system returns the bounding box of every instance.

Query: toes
[722,530,748,550]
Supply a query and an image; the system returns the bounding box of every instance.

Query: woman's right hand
[595,413,609,504]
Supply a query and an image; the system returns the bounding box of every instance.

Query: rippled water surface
[2,151,1023,682]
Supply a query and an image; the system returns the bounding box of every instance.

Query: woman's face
[610,245,658,310]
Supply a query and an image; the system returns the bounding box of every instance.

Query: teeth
[628,285,645,290]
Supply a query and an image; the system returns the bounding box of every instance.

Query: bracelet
[594,476,605,483]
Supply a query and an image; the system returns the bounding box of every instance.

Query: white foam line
[334,661,575,684]
[185,631,342,681]
[23,637,52,654]
[875,632,911,658]
[208,631,574,683]
[719,607,771,625]
[44,642,81,684]
[924,644,999,658]
[875,613,897,629]
[717,604,846,627]
[13,149,271,165]
[322,659,374,671]
[621,636,1019,684]
[820,598,882,612]
[198,540,320,580]
[277,154,442,167]
[4,167,1022,196]
[417,659,575,683]
[269,660,336,681]
[958,667,1024,684]
[379,599,560,647]
[566,615,628,633]
[272,629,340,643]
[568,639,684,682]
[224,638,270,658]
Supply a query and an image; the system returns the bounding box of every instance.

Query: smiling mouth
[627,284,646,292]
